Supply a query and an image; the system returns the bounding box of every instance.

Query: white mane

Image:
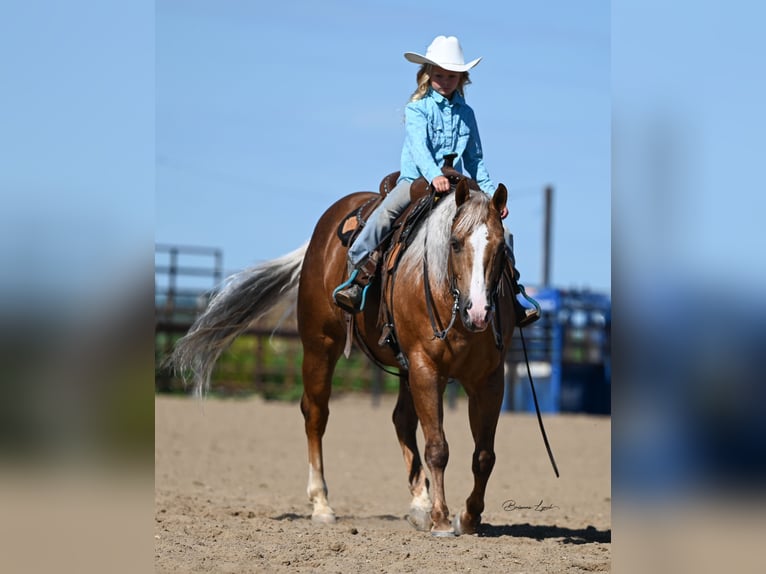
[399,191,491,287]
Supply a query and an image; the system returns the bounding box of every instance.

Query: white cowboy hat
[404,35,482,72]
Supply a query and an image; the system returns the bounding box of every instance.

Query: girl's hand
[431,175,451,193]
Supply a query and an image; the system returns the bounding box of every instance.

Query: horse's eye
[450,238,461,252]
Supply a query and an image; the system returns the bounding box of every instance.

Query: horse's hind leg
[392,373,432,531]
[453,367,505,535]
[300,337,343,523]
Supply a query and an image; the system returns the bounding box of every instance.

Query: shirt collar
[428,88,465,107]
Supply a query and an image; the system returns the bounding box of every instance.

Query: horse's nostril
[465,301,473,310]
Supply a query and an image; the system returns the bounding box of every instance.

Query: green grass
[155,331,403,400]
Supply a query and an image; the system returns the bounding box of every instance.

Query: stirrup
[515,285,541,328]
[333,269,371,313]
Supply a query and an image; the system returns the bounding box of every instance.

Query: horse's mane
[399,190,491,287]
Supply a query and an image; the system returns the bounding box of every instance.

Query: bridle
[422,190,459,340]
[421,183,560,478]
[422,193,505,347]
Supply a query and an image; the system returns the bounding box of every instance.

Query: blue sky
[1,1,153,305]
[155,0,611,292]
[6,1,764,303]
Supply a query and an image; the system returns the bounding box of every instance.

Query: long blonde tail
[167,242,307,396]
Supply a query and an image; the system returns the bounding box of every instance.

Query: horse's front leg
[408,360,453,536]
[453,366,505,535]
[300,341,342,523]
[391,372,432,531]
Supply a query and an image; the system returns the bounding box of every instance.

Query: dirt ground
[155,393,610,573]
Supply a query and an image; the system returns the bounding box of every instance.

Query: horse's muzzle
[461,300,493,332]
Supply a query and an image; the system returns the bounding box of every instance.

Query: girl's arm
[462,110,496,194]
[404,105,443,185]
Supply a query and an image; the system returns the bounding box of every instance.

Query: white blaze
[468,224,490,326]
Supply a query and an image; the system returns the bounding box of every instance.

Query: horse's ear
[455,179,470,207]
[492,184,508,215]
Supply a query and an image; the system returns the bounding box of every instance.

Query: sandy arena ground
[155,393,610,573]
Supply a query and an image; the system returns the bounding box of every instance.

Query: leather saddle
[337,172,435,248]
[337,163,475,249]
[335,161,481,360]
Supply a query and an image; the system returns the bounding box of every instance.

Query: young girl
[334,35,540,327]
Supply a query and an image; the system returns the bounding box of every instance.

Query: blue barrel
[503,287,563,413]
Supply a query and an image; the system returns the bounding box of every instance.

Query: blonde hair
[409,64,471,102]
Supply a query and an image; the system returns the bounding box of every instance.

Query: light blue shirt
[398,88,496,194]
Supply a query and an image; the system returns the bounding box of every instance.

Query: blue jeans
[348,180,413,265]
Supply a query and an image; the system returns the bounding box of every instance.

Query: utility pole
[542,185,553,287]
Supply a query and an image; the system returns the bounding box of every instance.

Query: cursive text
[502,499,559,512]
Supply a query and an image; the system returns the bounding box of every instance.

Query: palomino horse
[170,178,515,536]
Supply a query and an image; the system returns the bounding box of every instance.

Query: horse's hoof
[311,512,337,524]
[452,512,478,536]
[452,513,462,535]
[430,519,457,538]
[406,507,433,531]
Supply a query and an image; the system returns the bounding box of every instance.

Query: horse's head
[449,179,508,332]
